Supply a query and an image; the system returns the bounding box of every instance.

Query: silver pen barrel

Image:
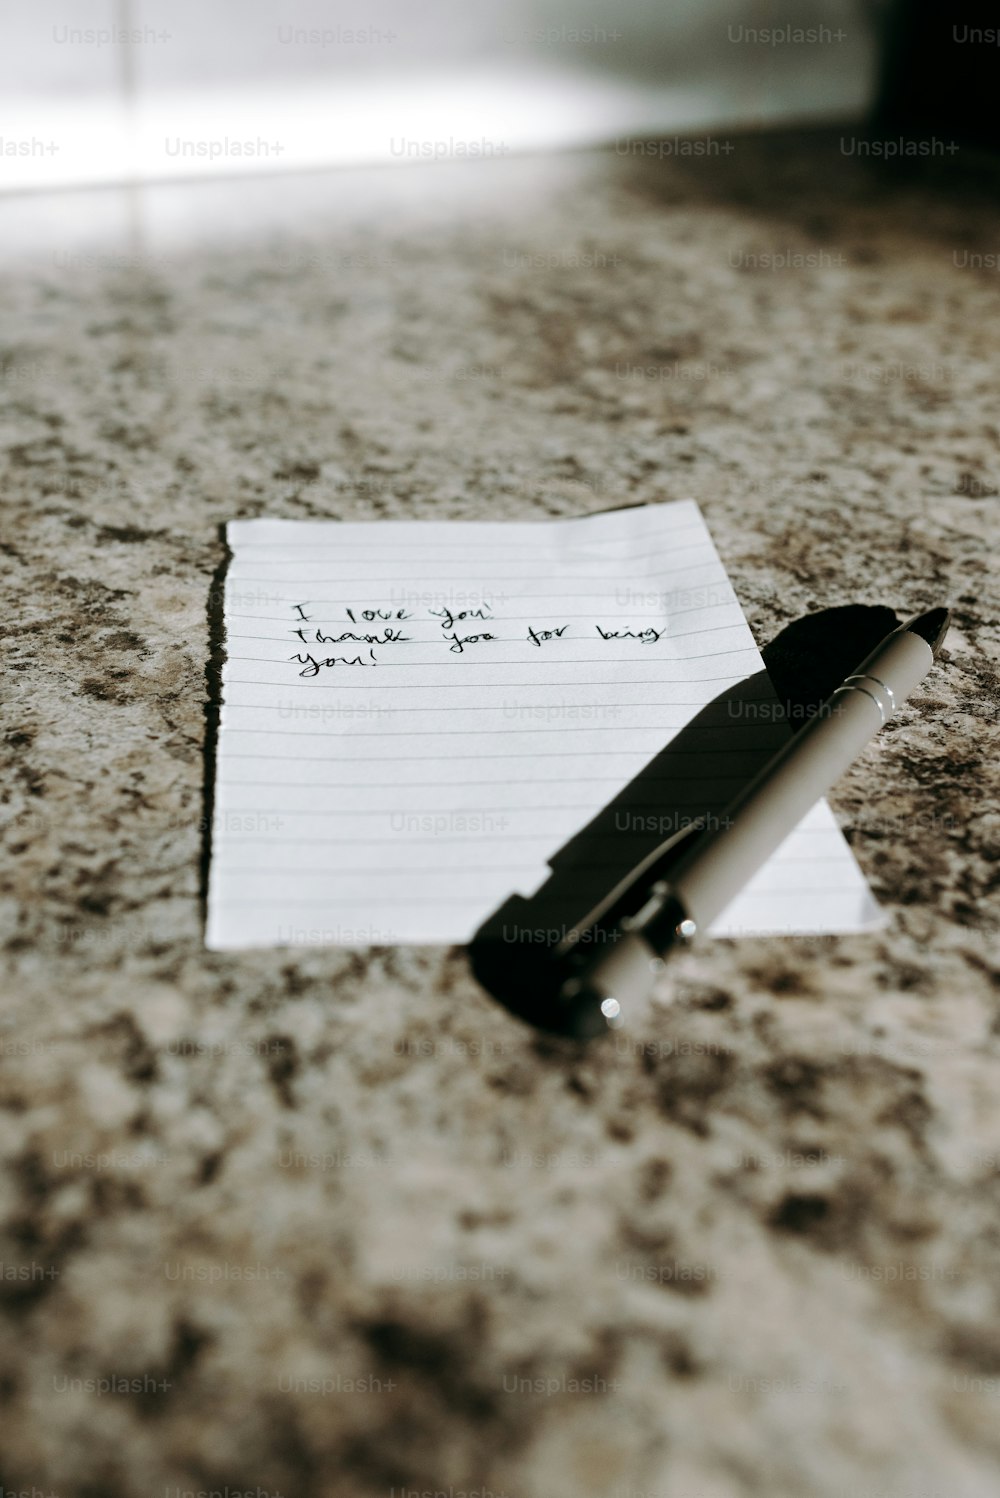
[668,622,935,932]
[559,608,948,1033]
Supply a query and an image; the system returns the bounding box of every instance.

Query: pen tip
[901,606,950,658]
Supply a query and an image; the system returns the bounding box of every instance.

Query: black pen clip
[469,817,711,1038]
[553,816,707,968]
[519,817,710,1036]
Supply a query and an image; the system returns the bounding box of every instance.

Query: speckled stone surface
[1,133,999,1498]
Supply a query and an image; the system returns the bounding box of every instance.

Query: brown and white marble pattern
[1,133,999,1498]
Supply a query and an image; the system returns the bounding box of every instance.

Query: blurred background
[3,0,884,191]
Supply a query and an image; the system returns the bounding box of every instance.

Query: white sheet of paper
[206,501,883,948]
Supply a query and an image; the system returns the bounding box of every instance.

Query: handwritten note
[206,501,882,948]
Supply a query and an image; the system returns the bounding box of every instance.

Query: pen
[544,607,950,1038]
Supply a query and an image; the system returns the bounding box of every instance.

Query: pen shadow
[468,603,898,1027]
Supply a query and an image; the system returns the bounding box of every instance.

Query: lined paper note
[206,501,882,948]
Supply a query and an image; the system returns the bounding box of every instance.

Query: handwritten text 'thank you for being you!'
[288,602,665,675]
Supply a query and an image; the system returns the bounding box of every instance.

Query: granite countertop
[1,132,999,1498]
